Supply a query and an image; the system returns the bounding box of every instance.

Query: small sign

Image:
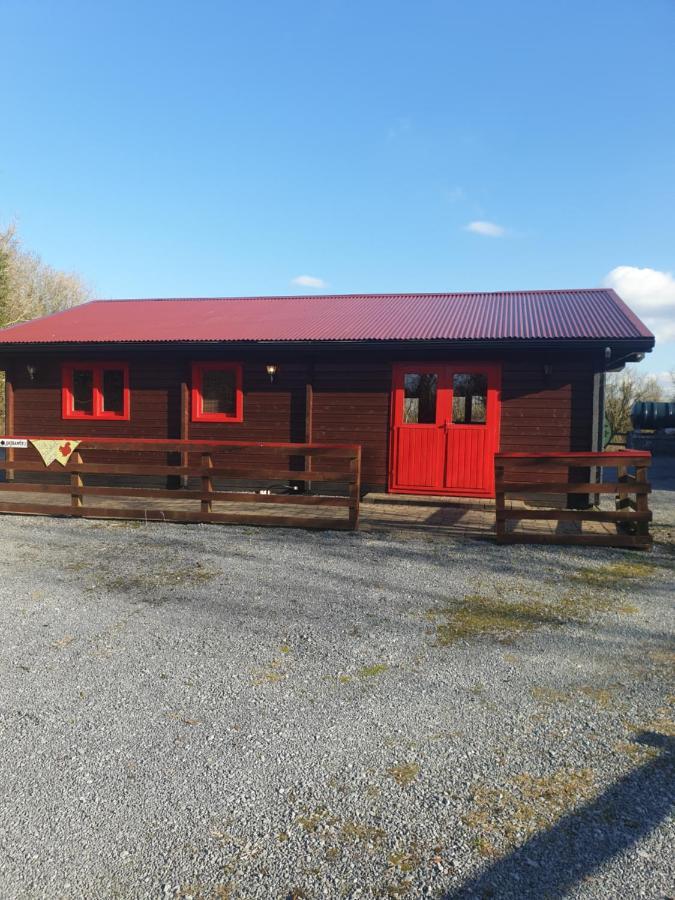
[0,438,28,448]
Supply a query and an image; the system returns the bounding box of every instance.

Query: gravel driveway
[0,486,673,899]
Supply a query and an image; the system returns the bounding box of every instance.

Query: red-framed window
[191,362,243,423]
[61,362,130,420]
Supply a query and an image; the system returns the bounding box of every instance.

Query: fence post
[495,461,505,543]
[70,450,83,510]
[634,460,650,540]
[616,463,630,513]
[201,452,213,516]
[348,447,361,530]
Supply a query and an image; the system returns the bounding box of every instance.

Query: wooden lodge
[0,289,655,537]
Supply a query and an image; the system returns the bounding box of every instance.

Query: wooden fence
[494,450,652,549]
[0,437,362,530]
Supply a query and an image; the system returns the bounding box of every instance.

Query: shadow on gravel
[444,732,674,900]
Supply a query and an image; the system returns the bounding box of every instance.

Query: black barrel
[631,401,675,430]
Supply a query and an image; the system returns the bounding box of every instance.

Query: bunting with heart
[30,439,81,467]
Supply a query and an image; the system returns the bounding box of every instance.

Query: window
[403,372,438,424]
[452,373,487,424]
[62,363,130,420]
[191,362,243,422]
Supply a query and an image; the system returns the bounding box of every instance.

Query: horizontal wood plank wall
[312,361,392,490]
[11,354,308,476]
[500,354,595,484]
[7,349,599,493]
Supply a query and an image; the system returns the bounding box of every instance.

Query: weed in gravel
[579,686,615,707]
[358,664,389,678]
[502,652,522,665]
[384,880,413,897]
[51,635,75,650]
[572,559,657,587]
[428,594,562,645]
[387,763,421,786]
[531,685,617,708]
[463,767,596,855]
[104,564,219,597]
[340,821,387,845]
[296,806,333,832]
[530,686,572,705]
[251,659,286,685]
[614,740,660,763]
[559,592,639,619]
[643,716,675,737]
[388,847,421,873]
[177,884,232,899]
[650,649,675,673]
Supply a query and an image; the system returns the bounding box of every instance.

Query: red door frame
[388,361,502,498]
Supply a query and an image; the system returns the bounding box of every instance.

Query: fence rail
[0,437,361,531]
[494,450,652,549]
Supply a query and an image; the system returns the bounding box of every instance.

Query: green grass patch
[358,664,389,678]
[427,594,563,646]
[572,559,657,587]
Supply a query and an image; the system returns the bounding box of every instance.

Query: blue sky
[1,0,674,376]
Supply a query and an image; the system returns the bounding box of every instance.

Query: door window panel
[452,373,487,424]
[403,373,438,424]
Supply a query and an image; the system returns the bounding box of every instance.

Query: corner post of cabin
[304,361,314,491]
[348,445,361,530]
[5,363,15,481]
[180,373,190,488]
[590,365,604,506]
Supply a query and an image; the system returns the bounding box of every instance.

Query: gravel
[0,483,673,899]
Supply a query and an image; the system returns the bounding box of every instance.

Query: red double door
[389,362,501,497]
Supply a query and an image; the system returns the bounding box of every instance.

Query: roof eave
[0,336,655,354]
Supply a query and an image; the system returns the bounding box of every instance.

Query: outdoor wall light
[543,364,553,377]
[266,364,278,383]
[26,364,37,381]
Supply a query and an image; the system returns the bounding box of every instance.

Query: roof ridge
[92,288,612,303]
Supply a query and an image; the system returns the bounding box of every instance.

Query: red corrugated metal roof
[0,289,654,344]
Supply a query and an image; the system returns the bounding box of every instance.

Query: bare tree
[604,370,664,443]
[1,224,92,429]
[0,224,91,328]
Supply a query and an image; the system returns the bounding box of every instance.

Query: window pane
[202,368,236,415]
[452,373,487,424]
[102,369,125,414]
[72,369,93,414]
[403,373,437,424]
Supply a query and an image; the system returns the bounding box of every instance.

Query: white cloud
[464,220,506,238]
[652,370,675,394]
[602,265,675,344]
[291,274,327,289]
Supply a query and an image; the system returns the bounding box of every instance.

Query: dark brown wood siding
[4,347,599,492]
[501,354,595,453]
[312,361,392,489]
